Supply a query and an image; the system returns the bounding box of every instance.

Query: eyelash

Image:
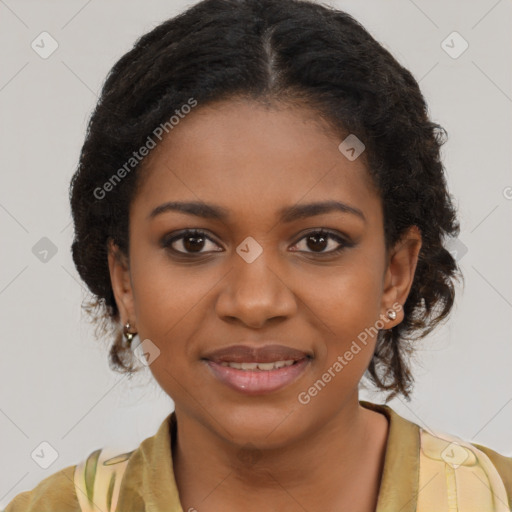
[161,228,352,257]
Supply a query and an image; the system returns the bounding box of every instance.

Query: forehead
[132,99,381,227]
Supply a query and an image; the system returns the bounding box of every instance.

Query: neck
[172,398,389,512]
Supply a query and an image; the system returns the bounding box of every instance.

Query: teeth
[219,360,296,370]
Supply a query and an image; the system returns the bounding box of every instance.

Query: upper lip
[203,344,312,364]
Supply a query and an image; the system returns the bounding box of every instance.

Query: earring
[387,310,397,320]
[123,322,137,345]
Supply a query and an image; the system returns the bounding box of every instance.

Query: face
[109,99,421,449]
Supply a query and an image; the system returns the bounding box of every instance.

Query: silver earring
[123,322,137,345]
[387,310,397,320]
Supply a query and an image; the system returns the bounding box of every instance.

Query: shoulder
[74,447,136,512]
[2,464,79,512]
[367,401,512,510]
[2,447,137,512]
[2,412,175,512]
[418,426,512,510]
[472,441,512,501]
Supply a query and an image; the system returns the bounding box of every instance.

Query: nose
[215,249,298,329]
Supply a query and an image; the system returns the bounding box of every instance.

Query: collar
[118,400,420,512]
[360,400,419,512]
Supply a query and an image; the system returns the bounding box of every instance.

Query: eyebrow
[148,200,366,223]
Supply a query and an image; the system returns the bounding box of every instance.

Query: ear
[107,238,136,326]
[380,225,422,327]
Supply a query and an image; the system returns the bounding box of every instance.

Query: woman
[4,0,511,511]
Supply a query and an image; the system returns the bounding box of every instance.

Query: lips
[203,344,311,364]
[202,344,312,395]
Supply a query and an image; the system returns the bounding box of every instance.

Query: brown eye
[162,230,222,254]
[291,229,350,255]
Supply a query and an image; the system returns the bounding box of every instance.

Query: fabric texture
[3,400,511,511]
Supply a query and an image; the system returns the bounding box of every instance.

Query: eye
[162,228,352,257]
[290,229,351,255]
[162,229,223,255]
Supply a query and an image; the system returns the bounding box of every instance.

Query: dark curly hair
[69,0,463,402]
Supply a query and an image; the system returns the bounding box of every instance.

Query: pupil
[308,233,327,252]
[184,234,205,252]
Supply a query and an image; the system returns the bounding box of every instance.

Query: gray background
[1,0,511,505]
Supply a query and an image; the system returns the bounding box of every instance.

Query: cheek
[306,262,383,331]
[295,271,382,411]
[304,262,383,372]
[129,244,208,330]
[127,252,191,359]
[128,255,207,397]
[127,249,230,389]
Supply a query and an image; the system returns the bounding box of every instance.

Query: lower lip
[206,358,310,395]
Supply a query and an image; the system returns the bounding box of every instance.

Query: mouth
[217,360,297,371]
[202,344,312,395]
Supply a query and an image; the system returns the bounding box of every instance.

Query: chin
[212,402,308,449]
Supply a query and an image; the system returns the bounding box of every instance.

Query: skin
[108,98,422,512]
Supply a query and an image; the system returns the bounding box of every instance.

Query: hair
[69,0,463,402]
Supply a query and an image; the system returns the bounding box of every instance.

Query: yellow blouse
[4,400,512,511]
